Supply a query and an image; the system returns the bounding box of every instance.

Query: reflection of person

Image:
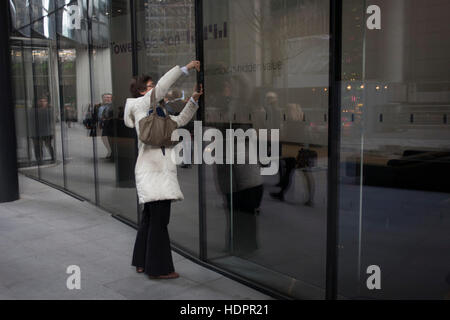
[83,103,97,137]
[263,92,283,152]
[263,92,282,127]
[251,91,283,161]
[29,96,55,162]
[270,147,316,207]
[286,103,304,122]
[165,89,185,115]
[64,103,76,128]
[99,93,114,160]
[209,72,262,255]
[270,100,315,206]
[206,61,252,122]
[125,60,201,279]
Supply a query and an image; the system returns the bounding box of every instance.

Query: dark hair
[130,75,153,98]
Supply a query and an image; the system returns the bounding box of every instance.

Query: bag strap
[150,88,169,116]
[150,88,158,110]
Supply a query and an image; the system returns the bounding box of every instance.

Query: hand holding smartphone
[192,84,203,102]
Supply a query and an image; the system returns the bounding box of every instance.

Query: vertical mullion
[326,0,342,300]
[0,1,19,202]
[28,3,41,176]
[130,0,138,77]
[19,42,33,165]
[195,0,207,261]
[130,0,141,224]
[86,0,100,205]
[54,8,68,189]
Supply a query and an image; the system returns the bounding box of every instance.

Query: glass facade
[8,0,450,299]
[202,0,329,299]
[338,0,450,299]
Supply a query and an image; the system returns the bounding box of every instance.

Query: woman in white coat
[124,61,202,279]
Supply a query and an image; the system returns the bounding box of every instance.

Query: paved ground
[0,175,272,300]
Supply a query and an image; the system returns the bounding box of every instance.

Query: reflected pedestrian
[99,93,114,160]
[29,96,55,163]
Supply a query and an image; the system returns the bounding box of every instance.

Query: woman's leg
[43,136,55,160]
[32,138,42,162]
[304,169,315,206]
[131,203,150,270]
[145,200,175,276]
[280,158,297,194]
[270,157,296,201]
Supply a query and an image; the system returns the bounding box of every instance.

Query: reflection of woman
[286,103,304,122]
[270,102,315,206]
[99,94,114,160]
[209,74,263,256]
[29,96,55,162]
[271,148,316,207]
[124,61,201,279]
[83,103,96,137]
[64,103,76,128]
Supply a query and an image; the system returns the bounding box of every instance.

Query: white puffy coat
[124,66,198,204]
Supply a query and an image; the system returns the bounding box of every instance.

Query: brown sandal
[136,267,144,273]
[149,272,179,279]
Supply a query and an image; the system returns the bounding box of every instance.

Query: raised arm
[147,61,200,102]
[170,84,203,127]
[149,66,183,102]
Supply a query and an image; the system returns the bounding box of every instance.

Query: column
[0,2,19,203]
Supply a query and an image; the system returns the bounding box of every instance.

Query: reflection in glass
[11,37,39,178]
[7,0,450,300]
[31,14,65,187]
[56,3,96,201]
[203,0,329,299]
[339,0,450,299]
[9,0,30,31]
[95,0,138,223]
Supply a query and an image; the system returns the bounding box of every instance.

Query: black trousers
[32,136,54,161]
[224,185,263,255]
[278,157,315,202]
[131,200,175,276]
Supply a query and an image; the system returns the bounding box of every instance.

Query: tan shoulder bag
[138,89,178,147]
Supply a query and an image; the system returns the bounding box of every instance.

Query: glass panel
[90,0,110,45]
[9,0,31,31]
[135,0,199,255]
[56,1,96,201]
[339,0,450,299]
[57,0,89,45]
[203,0,329,299]
[29,15,65,187]
[11,33,39,178]
[30,0,56,39]
[30,0,55,20]
[92,1,138,223]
